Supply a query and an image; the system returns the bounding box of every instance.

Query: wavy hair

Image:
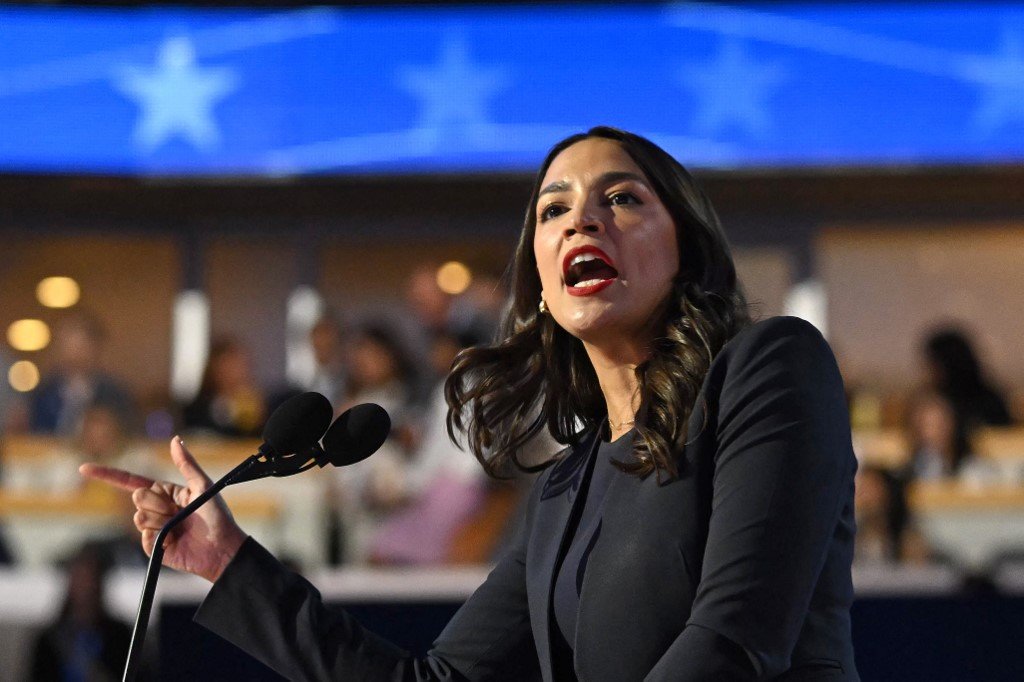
[445,127,750,481]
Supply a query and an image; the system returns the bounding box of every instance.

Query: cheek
[631,225,679,285]
[533,231,562,292]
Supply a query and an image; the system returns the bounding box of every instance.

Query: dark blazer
[195,316,859,681]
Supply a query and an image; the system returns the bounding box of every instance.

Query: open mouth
[562,246,619,293]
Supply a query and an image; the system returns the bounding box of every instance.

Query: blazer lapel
[526,427,601,682]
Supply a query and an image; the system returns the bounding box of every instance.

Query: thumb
[170,436,213,490]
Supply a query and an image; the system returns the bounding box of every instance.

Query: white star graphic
[112,36,238,152]
[396,35,511,149]
[957,30,1024,136]
[678,39,787,140]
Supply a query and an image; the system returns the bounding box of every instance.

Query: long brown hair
[445,127,749,481]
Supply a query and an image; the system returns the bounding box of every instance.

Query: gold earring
[538,298,548,315]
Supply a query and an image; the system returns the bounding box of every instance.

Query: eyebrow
[538,171,647,198]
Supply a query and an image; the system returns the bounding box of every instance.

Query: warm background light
[8,360,40,392]
[6,319,51,352]
[36,276,81,308]
[436,261,472,295]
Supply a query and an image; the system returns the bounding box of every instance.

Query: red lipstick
[562,245,618,297]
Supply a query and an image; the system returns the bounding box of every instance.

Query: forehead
[540,138,645,188]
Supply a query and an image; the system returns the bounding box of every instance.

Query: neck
[582,337,647,441]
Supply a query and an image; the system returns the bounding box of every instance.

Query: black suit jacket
[195,316,859,681]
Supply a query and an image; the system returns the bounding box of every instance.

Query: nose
[562,208,604,239]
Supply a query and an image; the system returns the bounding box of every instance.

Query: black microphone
[235,402,392,482]
[318,402,391,468]
[225,392,334,485]
[122,391,332,682]
[259,391,334,460]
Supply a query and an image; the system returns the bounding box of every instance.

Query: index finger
[79,463,156,492]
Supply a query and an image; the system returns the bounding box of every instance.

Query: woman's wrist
[208,526,249,583]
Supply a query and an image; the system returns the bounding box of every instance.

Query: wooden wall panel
[819,225,1024,390]
[319,236,513,314]
[206,237,297,391]
[733,248,793,321]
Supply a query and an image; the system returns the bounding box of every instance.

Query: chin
[554,304,629,343]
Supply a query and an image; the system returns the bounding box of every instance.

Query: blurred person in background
[405,264,454,340]
[328,321,418,564]
[267,310,349,419]
[30,311,135,436]
[305,311,348,408]
[922,326,1014,429]
[447,272,505,349]
[401,265,503,403]
[903,389,1004,492]
[368,330,491,565]
[340,322,417,424]
[401,263,458,403]
[182,336,266,439]
[853,464,930,566]
[904,391,973,481]
[27,542,131,682]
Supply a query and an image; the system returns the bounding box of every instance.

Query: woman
[182,336,266,438]
[81,127,858,681]
[921,326,1014,431]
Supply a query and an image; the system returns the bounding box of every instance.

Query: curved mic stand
[121,447,323,682]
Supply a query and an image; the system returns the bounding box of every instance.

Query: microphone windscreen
[322,403,391,467]
[262,392,333,457]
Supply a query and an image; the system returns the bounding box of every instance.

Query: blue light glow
[1,3,1022,175]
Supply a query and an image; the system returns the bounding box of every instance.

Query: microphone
[260,391,334,460]
[318,402,391,468]
[122,391,332,682]
[224,391,334,485]
[235,402,392,482]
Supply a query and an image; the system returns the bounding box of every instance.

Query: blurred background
[2,0,1024,679]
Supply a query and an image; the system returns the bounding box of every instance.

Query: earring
[538,298,549,315]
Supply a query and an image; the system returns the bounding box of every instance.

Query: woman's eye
[609,192,640,206]
[539,204,567,222]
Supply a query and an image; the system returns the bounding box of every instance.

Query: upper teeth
[570,253,602,267]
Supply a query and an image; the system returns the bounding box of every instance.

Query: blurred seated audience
[6,404,155,495]
[182,337,266,438]
[29,311,135,436]
[922,325,1014,429]
[27,542,132,682]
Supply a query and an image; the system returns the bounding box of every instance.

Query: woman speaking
[82,127,859,681]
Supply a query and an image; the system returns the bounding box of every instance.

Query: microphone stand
[121,454,262,682]
[121,442,327,682]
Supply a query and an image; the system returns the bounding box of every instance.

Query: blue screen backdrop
[1,2,1023,175]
